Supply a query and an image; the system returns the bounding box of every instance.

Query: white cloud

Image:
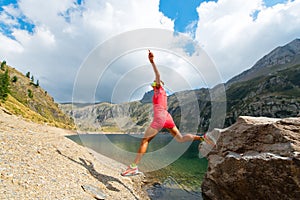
[0,0,174,102]
[0,5,19,26]
[0,32,24,53]
[2,0,299,103]
[72,29,218,103]
[195,0,300,82]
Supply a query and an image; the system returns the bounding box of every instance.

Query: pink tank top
[152,86,167,111]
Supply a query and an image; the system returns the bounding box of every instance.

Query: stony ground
[0,108,150,200]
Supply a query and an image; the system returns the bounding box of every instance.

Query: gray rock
[202,116,300,200]
[81,184,106,200]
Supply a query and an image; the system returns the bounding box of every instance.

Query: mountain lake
[67,133,208,199]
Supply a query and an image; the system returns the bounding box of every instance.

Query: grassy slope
[0,62,75,129]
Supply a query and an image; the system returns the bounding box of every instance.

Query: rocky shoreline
[0,108,149,199]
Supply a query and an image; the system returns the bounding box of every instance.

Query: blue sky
[0,0,34,39]
[159,0,209,37]
[0,0,299,103]
[264,0,289,7]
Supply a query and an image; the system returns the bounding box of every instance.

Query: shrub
[12,76,18,83]
[28,89,33,98]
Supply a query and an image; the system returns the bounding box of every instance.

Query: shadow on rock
[56,150,139,200]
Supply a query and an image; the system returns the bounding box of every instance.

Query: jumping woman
[121,50,214,176]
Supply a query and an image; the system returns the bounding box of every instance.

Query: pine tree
[1,61,6,71]
[0,69,10,101]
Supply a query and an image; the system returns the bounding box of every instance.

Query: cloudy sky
[0,0,300,103]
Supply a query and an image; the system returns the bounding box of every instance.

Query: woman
[121,50,214,176]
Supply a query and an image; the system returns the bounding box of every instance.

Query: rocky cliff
[201,116,300,200]
[225,64,300,126]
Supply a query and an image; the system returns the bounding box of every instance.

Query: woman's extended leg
[133,126,159,164]
[121,126,159,176]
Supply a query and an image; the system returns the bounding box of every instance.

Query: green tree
[31,75,34,83]
[26,72,30,78]
[36,79,39,87]
[12,76,18,83]
[1,61,6,71]
[0,69,10,101]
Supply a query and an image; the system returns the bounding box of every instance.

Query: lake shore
[0,108,150,199]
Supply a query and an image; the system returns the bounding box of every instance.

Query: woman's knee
[174,135,184,143]
[176,134,195,143]
[141,137,151,145]
[168,127,185,143]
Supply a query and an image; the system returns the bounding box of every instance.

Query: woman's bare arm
[148,50,161,86]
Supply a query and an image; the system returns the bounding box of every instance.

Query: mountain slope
[227,38,300,87]
[225,64,300,126]
[0,61,75,129]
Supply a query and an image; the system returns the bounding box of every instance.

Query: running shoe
[198,130,220,158]
[203,133,216,146]
[121,164,140,176]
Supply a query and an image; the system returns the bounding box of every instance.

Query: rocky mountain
[60,101,152,132]
[225,63,300,125]
[140,90,154,103]
[0,61,75,129]
[60,39,300,133]
[227,38,300,87]
[201,116,300,200]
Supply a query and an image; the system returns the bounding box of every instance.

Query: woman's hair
[152,80,164,87]
[154,80,164,85]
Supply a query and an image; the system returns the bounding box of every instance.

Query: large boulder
[202,116,300,200]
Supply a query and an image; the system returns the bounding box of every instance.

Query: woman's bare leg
[133,126,159,165]
[168,126,215,145]
[168,126,202,142]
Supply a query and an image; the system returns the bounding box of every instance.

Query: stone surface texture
[202,116,300,200]
[0,108,149,200]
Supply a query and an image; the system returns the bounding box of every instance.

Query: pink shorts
[150,110,175,130]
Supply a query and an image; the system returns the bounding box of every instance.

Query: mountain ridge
[226,38,300,87]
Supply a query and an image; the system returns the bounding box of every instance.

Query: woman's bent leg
[168,126,201,143]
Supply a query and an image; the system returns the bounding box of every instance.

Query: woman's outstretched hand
[148,49,154,63]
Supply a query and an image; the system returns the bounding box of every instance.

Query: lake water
[67,134,208,196]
